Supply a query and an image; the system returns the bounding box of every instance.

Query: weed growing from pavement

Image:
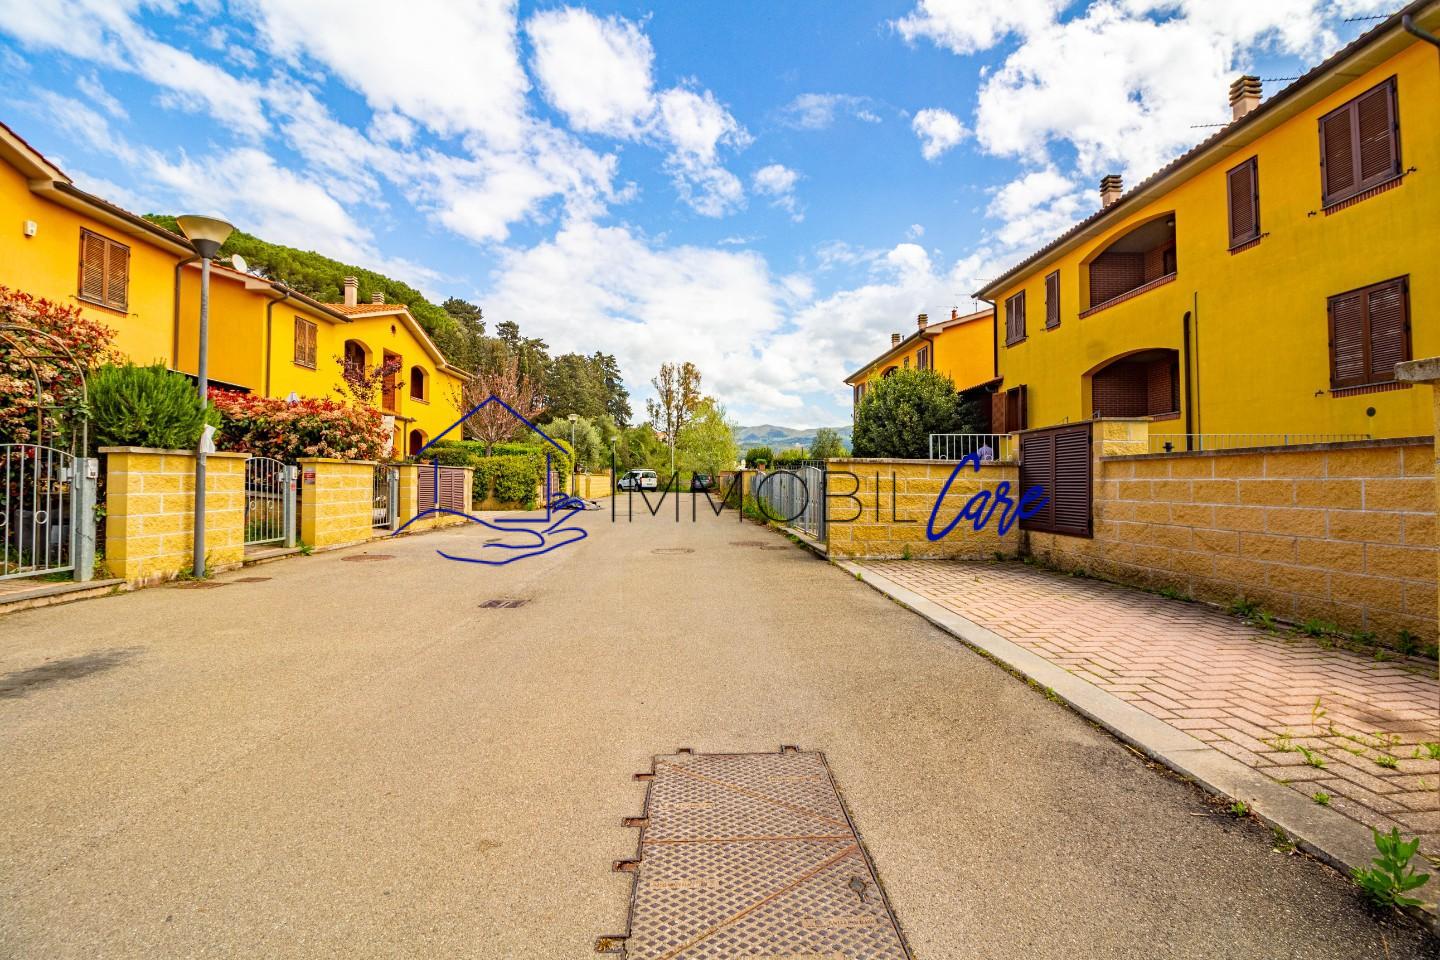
[1301,618,1338,638]
[1375,754,1400,769]
[1272,828,1297,854]
[1352,827,1431,909]
[1229,596,1260,618]
[1415,742,1440,761]
[1267,733,1297,753]
[1227,800,1249,818]
[1313,791,1332,806]
[1297,745,1327,769]
[1158,586,1189,601]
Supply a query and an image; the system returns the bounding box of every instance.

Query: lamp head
[568,413,579,422]
[176,214,234,260]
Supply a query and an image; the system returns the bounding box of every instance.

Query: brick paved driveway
[866,559,1440,857]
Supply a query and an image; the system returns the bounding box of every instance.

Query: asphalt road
[0,504,1433,958]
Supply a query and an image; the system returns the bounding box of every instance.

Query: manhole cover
[479,598,528,608]
[174,581,227,590]
[599,747,911,958]
[232,576,271,583]
[341,554,394,562]
[651,547,695,555]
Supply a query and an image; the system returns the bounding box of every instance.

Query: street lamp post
[176,215,234,580]
[567,413,579,496]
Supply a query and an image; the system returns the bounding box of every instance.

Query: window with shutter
[77,228,130,311]
[1005,291,1026,345]
[1319,77,1400,207]
[293,317,317,368]
[1226,157,1259,248]
[1327,276,1409,389]
[1044,271,1060,328]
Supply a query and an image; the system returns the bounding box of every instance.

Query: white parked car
[617,469,659,491]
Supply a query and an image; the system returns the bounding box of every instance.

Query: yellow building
[845,306,997,422]
[0,119,467,455]
[977,4,1439,444]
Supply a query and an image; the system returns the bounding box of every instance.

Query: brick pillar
[1395,358,1440,635]
[297,458,378,548]
[101,447,246,583]
[1093,417,1152,457]
[395,463,421,529]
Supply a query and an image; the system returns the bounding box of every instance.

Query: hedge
[424,438,575,509]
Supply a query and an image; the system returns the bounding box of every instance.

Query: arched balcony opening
[342,339,371,373]
[1082,214,1177,314]
[1088,349,1180,419]
[408,429,428,457]
[409,366,429,401]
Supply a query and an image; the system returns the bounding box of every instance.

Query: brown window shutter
[104,240,129,311]
[1017,384,1028,431]
[1356,78,1399,188]
[1050,427,1092,536]
[1328,290,1367,388]
[1045,271,1060,328]
[1226,157,1259,247]
[293,317,305,364]
[1018,431,1055,531]
[991,390,1007,433]
[1005,291,1027,344]
[1319,104,1357,205]
[1365,278,1409,382]
[79,230,107,303]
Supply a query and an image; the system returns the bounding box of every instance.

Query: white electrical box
[23,220,38,237]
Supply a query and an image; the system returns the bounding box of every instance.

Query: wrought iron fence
[755,460,826,541]
[1,444,78,580]
[1144,433,1372,455]
[244,457,293,547]
[928,433,1015,462]
[373,466,397,529]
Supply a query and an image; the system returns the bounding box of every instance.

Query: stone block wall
[1026,438,1437,643]
[101,447,246,583]
[299,458,379,548]
[824,458,1024,560]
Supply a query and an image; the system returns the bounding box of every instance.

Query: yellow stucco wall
[299,458,381,548]
[101,447,246,583]
[850,314,996,396]
[993,41,1439,440]
[0,162,179,367]
[175,267,266,390]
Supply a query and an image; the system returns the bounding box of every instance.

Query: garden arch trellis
[0,324,97,581]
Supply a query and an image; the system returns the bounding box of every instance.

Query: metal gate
[418,464,468,513]
[244,457,296,547]
[755,461,827,541]
[1,444,89,580]
[372,466,398,529]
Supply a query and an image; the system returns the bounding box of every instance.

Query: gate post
[70,457,98,582]
[282,464,298,548]
[388,467,400,532]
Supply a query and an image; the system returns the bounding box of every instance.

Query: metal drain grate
[479,598,528,608]
[341,554,394,562]
[651,548,695,555]
[174,581,227,590]
[600,747,911,958]
[232,576,271,583]
[728,540,768,547]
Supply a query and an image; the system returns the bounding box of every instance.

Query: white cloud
[985,168,1086,248]
[906,223,925,240]
[76,72,126,119]
[753,163,802,221]
[778,93,882,130]
[527,7,655,137]
[894,0,1066,54]
[911,107,968,161]
[658,86,751,216]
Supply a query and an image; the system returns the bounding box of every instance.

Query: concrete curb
[831,558,1437,929]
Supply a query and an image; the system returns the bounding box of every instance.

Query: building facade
[0,119,467,453]
[977,5,1439,444]
[845,307,996,420]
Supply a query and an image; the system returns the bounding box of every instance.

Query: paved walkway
[865,559,1440,859]
[1,513,1435,957]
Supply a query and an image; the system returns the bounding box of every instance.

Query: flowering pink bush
[210,390,391,462]
[0,286,117,445]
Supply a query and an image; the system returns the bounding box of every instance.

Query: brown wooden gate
[417,464,469,513]
[1019,422,1093,537]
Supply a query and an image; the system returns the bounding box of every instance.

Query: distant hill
[734,423,852,452]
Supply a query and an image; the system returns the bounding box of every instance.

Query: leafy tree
[808,428,847,460]
[744,446,774,466]
[851,369,978,459]
[88,363,217,450]
[544,353,608,421]
[617,425,668,472]
[437,298,486,372]
[593,352,632,427]
[460,353,544,453]
[677,400,739,475]
[646,361,703,470]
[0,286,117,447]
[541,415,604,473]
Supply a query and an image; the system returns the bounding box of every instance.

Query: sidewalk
[859,559,1440,860]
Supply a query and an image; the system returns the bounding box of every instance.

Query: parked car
[618,469,659,491]
[690,473,715,492]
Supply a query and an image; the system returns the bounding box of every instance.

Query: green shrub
[745,446,774,466]
[87,363,217,449]
[851,368,978,459]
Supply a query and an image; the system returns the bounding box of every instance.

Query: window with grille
[1328,276,1410,389]
[1319,76,1400,208]
[77,228,130,311]
[293,317,317,368]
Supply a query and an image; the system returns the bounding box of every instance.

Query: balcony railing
[928,433,1015,462]
[1141,433,1372,455]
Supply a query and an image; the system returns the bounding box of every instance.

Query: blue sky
[0,1,1391,425]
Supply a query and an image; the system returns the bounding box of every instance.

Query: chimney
[343,276,359,307]
[917,313,928,331]
[891,333,902,347]
[371,292,385,304]
[1229,74,1262,121]
[1099,174,1123,208]
[951,308,958,321]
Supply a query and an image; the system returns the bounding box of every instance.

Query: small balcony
[1080,214,1177,318]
